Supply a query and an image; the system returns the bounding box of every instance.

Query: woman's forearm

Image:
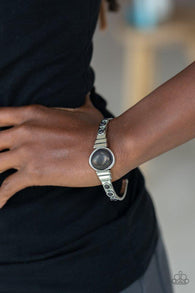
[108,61,195,176]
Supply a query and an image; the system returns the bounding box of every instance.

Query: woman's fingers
[0,149,21,173]
[0,104,45,127]
[0,97,93,128]
[0,170,29,208]
[0,107,26,126]
[0,127,16,151]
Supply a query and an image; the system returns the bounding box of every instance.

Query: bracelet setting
[89,117,129,201]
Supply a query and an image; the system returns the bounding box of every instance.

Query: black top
[0,1,158,292]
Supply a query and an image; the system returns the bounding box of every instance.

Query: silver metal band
[93,118,129,201]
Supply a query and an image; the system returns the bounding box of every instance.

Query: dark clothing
[0,1,158,292]
[119,226,173,293]
[0,0,97,108]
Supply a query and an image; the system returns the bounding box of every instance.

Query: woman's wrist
[106,116,137,181]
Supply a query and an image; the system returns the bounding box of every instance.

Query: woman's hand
[0,92,127,208]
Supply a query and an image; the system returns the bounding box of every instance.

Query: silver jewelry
[89,118,129,201]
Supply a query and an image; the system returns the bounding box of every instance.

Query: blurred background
[91,0,195,292]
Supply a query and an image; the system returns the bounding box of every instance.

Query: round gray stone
[91,148,113,170]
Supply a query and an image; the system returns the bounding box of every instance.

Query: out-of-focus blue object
[125,0,174,30]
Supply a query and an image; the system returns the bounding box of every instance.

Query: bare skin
[110,61,195,175]
[0,61,194,208]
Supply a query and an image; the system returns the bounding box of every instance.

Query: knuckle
[19,104,47,122]
[25,104,46,115]
[17,123,32,136]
